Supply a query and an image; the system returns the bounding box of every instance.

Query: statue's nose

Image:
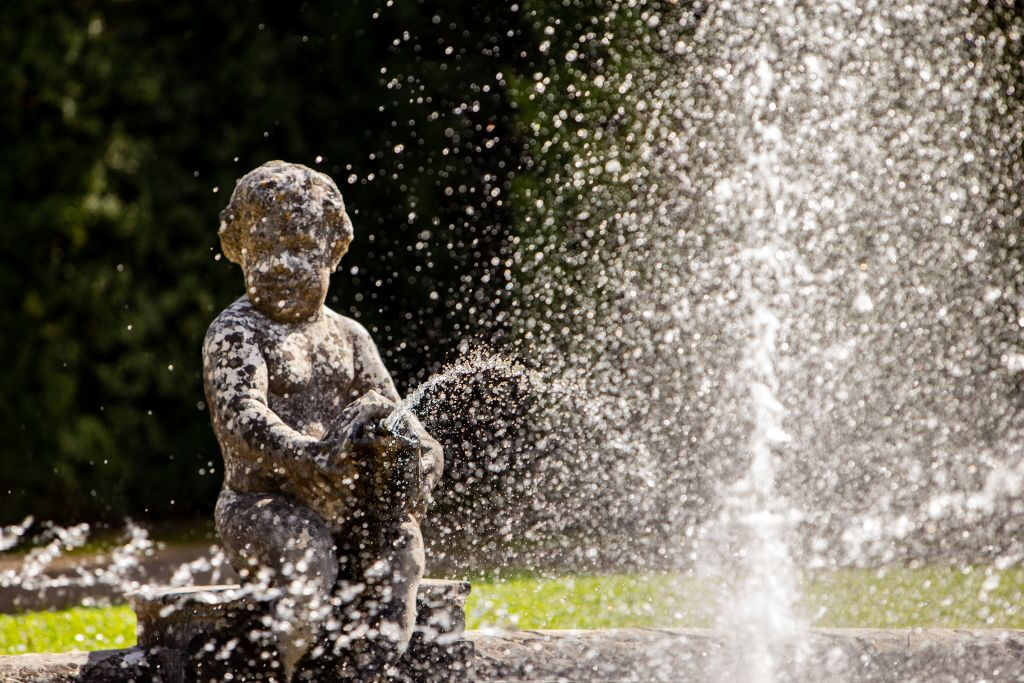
[265,257,311,280]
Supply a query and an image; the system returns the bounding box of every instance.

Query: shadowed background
[0,0,550,524]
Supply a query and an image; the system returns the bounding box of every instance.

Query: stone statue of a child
[203,161,443,680]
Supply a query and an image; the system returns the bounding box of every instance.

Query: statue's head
[219,161,353,323]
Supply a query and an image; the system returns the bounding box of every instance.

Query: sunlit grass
[466,572,717,629]
[803,565,1024,628]
[466,566,1024,630]
[0,606,135,655]
[3,566,1023,654]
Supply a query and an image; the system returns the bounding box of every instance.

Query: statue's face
[242,211,332,323]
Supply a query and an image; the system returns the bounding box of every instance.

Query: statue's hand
[310,434,353,480]
[355,418,422,518]
[321,391,393,443]
[321,391,423,518]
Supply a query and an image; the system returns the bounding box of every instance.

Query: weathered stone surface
[0,648,182,683]
[470,628,721,682]
[126,580,471,681]
[0,651,89,682]
[6,628,1024,681]
[132,584,256,650]
[395,638,474,683]
[470,628,1024,681]
[131,580,469,650]
[413,578,470,637]
[203,161,446,675]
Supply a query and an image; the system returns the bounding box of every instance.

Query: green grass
[470,566,1024,630]
[0,606,135,655]
[802,565,1024,628]
[4,566,1024,654]
[466,572,717,629]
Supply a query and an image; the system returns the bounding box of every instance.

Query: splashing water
[0,517,34,553]
[704,43,809,679]
[714,305,803,682]
[385,352,539,431]
[506,0,1024,678]
[0,521,231,612]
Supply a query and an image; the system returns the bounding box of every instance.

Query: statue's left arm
[345,319,445,501]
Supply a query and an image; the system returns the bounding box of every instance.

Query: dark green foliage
[0,0,539,523]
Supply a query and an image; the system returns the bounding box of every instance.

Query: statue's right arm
[203,323,325,478]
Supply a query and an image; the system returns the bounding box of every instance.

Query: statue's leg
[329,514,425,681]
[366,515,425,653]
[215,491,338,680]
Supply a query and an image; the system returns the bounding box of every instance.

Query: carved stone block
[129,579,473,681]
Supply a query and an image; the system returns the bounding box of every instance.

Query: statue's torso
[258,309,358,440]
[210,298,365,521]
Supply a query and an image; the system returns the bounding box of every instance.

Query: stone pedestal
[7,627,1024,681]
[129,578,472,682]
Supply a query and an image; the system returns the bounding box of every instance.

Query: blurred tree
[0,0,538,523]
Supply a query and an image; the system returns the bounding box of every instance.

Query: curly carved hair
[218,160,353,269]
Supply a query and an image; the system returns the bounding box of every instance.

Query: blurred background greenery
[1,0,543,524]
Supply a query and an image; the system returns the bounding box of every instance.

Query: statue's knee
[219,494,338,598]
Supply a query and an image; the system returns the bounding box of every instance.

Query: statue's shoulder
[324,308,373,343]
[204,297,264,353]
